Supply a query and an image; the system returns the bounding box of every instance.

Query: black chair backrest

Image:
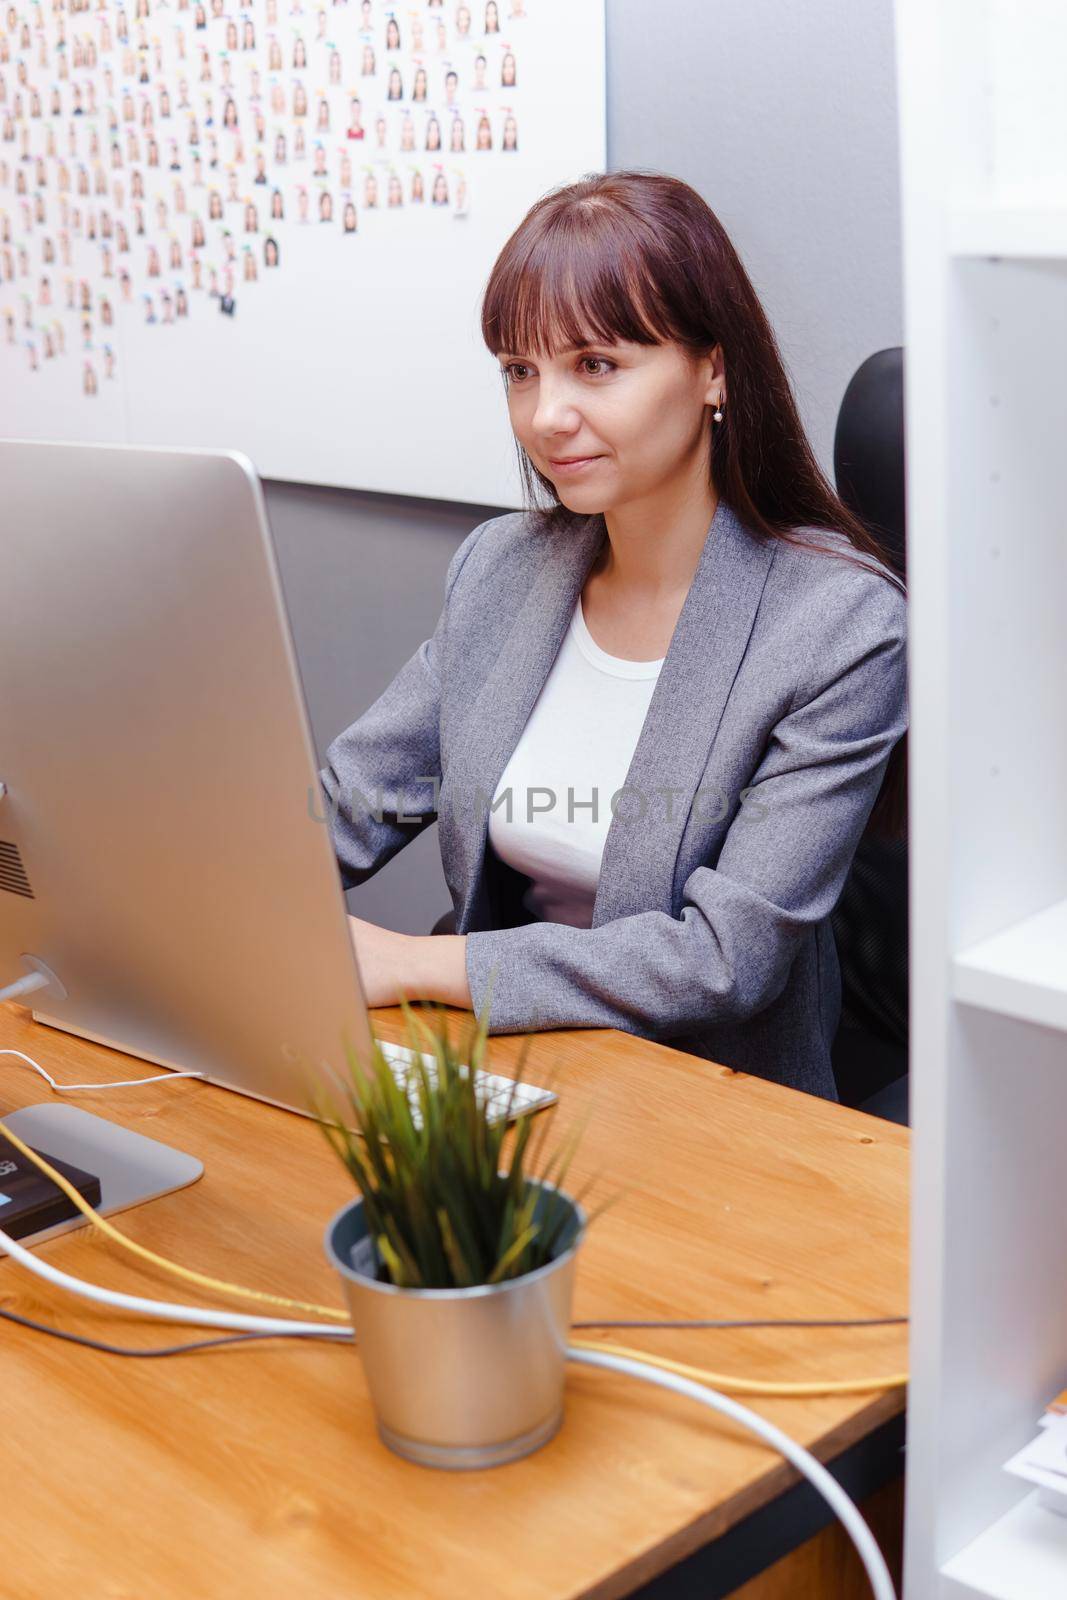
[830,347,909,1054]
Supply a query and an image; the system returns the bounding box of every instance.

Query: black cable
[0,1303,354,1358]
[0,1303,906,1360]
[572,1316,907,1331]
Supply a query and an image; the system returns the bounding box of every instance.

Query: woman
[319,171,908,1100]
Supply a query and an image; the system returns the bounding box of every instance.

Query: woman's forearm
[405,932,472,1010]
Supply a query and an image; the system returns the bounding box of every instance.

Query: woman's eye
[581,356,614,376]
[502,361,530,383]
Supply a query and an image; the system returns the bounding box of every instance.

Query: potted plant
[315,996,598,1471]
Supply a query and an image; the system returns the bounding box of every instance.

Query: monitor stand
[0,1102,203,1252]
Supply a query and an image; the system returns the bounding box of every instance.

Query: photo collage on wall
[0,0,529,396]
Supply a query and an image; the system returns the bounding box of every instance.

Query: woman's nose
[531,378,580,435]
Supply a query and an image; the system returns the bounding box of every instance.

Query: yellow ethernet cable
[567,1338,907,1396]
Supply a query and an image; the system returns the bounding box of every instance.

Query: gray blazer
[320,499,908,1099]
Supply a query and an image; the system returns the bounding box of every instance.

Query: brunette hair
[480,169,906,840]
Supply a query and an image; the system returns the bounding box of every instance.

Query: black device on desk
[0,1134,101,1240]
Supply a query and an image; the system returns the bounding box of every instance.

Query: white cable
[0,971,52,1004]
[0,1047,204,1092]
[0,1222,352,1339]
[566,1346,897,1600]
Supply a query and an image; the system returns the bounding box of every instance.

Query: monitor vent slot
[0,841,34,899]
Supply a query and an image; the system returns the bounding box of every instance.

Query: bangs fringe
[482,202,673,359]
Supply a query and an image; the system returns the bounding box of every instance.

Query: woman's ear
[701,342,726,408]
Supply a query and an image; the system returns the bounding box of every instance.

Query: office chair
[829,347,909,1123]
[432,350,910,1121]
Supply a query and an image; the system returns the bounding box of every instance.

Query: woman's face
[499,336,722,515]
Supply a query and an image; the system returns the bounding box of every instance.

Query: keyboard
[375,1037,557,1125]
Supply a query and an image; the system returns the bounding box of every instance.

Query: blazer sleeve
[319,517,493,890]
[463,570,908,1039]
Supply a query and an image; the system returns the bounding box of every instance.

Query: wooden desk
[1,1002,907,1600]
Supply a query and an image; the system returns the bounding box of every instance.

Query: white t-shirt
[488,593,665,927]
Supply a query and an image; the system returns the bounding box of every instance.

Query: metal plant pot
[323,1180,585,1470]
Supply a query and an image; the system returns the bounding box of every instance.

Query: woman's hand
[346,914,472,1011]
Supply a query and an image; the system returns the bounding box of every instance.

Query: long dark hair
[480,169,906,841]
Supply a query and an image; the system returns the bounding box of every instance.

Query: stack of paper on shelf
[1005,1389,1067,1514]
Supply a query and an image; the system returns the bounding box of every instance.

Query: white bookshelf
[896,2,1067,1597]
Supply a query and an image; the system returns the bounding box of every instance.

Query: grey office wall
[268,0,903,937]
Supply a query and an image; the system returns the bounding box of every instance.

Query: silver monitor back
[0,439,376,1115]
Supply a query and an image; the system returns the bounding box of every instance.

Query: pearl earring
[712,394,725,424]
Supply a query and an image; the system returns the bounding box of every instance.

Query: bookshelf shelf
[950,204,1067,259]
[941,1491,1067,1600]
[953,899,1067,1033]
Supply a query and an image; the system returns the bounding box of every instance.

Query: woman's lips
[548,455,603,475]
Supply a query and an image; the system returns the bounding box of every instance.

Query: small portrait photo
[293,81,308,117]
[502,110,517,150]
[329,48,342,84]
[385,16,400,50]
[342,198,357,231]
[501,48,516,87]
[361,43,376,75]
[449,114,464,151]
[270,186,284,218]
[473,52,487,89]
[455,4,471,37]
[387,67,402,100]
[316,96,330,131]
[475,111,491,149]
[319,187,333,221]
[242,18,255,49]
[293,36,307,68]
[274,129,288,162]
[425,113,441,150]
[264,233,280,265]
[431,170,449,205]
[412,64,427,101]
[244,200,258,231]
[484,0,499,33]
[387,171,402,207]
[208,187,223,217]
[363,169,378,207]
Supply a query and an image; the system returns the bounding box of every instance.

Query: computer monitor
[0,439,379,1117]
